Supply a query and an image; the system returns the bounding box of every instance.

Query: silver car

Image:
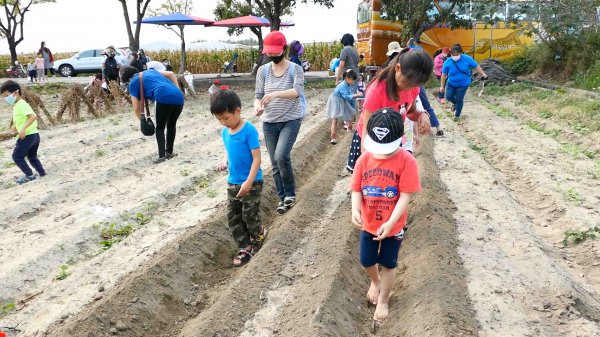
[53,49,126,77]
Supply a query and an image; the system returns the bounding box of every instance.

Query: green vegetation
[564,188,582,204]
[26,82,70,95]
[196,177,210,189]
[3,162,15,168]
[1,302,16,316]
[206,188,218,198]
[135,212,151,226]
[538,109,553,119]
[560,143,597,159]
[563,226,600,246]
[54,264,70,281]
[305,79,336,90]
[526,121,545,132]
[98,222,134,250]
[144,200,159,213]
[482,82,533,96]
[468,142,485,154]
[179,168,191,177]
[490,105,517,119]
[95,149,106,157]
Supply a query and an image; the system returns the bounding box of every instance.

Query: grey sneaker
[283,196,296,208]
[165,152,178,160]
[152,156,166,164]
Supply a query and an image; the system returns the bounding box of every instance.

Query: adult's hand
[260,92,277,106]
[439,86,445,94]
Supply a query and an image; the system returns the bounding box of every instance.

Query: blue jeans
[419,85,440,128]
[13,133,45,177]
[445,84,469,117]
[263,119,301,200]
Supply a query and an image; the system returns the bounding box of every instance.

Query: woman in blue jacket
[439,44,487,120]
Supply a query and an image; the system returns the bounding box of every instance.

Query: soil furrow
[433,94,600,337]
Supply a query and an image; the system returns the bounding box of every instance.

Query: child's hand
[18,130,26,140]
[215,161,228,171]
[351,209,362,229]
[414,134,420,148]
[374,222,394,241]
[236,180,252,198]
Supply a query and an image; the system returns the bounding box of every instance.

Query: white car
[53,49,126,77]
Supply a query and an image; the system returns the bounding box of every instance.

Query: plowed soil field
[1,84,599,337]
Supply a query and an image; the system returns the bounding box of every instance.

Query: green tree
[253,0,334,31]
[0,0,55,65]
[379,0,472,42]
[214,0,264,49]
[118,0,153,52]
[149,0,193,72]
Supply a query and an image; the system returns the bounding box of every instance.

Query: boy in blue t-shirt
[211,89,266,267]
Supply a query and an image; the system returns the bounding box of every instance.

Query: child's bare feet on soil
[373,301,389,323]
[366,281,380,305]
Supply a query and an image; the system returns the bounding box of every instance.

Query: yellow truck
[357,0,536,65]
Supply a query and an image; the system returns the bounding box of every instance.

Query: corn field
[147,41,341,73]
[0,42,341,75]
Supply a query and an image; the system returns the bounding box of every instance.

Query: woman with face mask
[439,44,487,120]
[254,30,305,216]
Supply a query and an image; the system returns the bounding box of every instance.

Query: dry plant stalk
[108,81,132,111]
[21,89,53,129]
[0,130,18,141]
[56,85,99,123]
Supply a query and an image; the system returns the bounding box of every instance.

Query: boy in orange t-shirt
[350,108,421,325]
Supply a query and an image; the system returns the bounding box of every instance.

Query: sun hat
[262,31,287,55]
[364,108,404,155]
[386,41,402,56]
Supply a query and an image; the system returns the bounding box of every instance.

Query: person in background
[129,53,145,72]
[289,40,303,67]
[138,49,150,68]
[336,33,360,86]
[122,66,184,164]
[346,48,433,173]
[162,59,173,72]
[146,60,167,71]
[27,57,37,83]
[35,53,46,83]
[38,41,54,77]
[358,54,366,74]
[440,44,488,120]
[384,42,444,136]
[326,69,362,144]
[434,47,450,103]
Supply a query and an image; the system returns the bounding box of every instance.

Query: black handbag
[139,72,155,136]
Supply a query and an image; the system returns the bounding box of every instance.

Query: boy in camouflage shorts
[211,89,266,267]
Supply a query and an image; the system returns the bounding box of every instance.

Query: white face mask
[451,55,461,61]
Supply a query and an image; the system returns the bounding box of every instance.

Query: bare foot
[373,301,389,323]
[366,281,380,305]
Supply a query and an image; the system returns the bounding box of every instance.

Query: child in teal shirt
[1,80,46,184]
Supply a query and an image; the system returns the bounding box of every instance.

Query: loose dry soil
[0,83,599,337]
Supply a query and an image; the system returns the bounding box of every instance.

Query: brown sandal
[233,248,252,267]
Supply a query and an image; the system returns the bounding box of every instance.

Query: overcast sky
[0,0,359,54]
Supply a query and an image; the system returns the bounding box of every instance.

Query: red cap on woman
[262,31,287,55]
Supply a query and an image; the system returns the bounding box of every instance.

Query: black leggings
[44,68,55,76]
[155,102,183,157]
